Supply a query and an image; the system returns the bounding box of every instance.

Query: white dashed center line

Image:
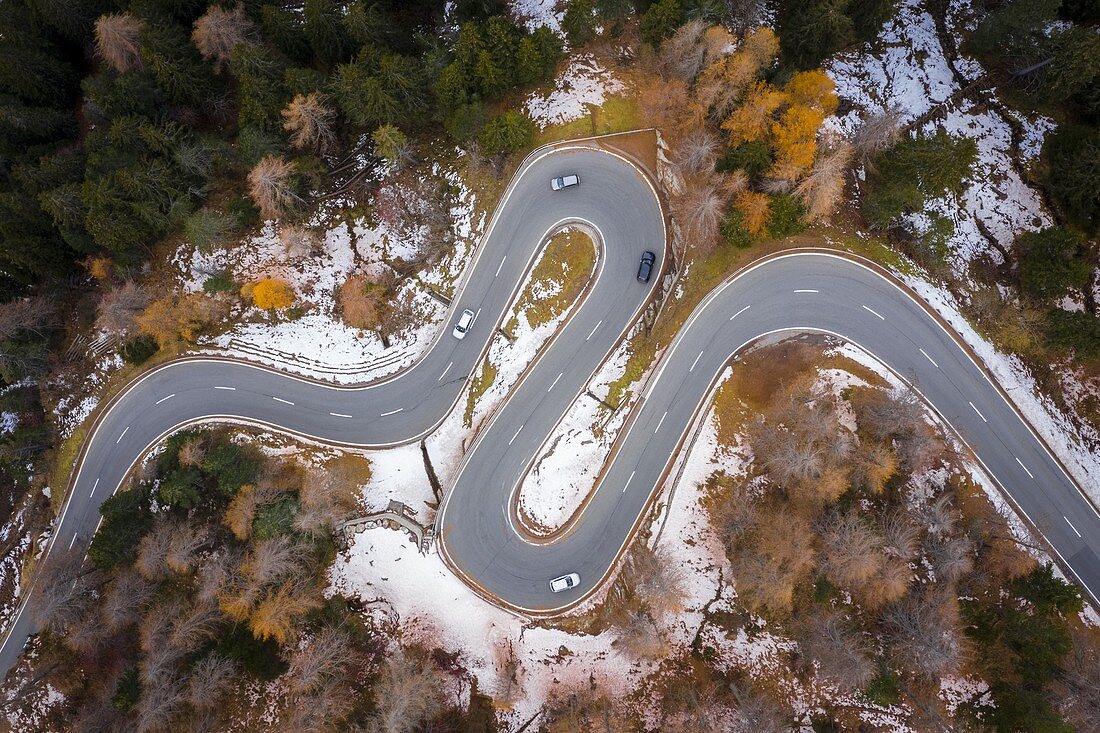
[438,361,453,382]
[495,256,507,277]
[547,372,563,392]
[214,386,235,391]
[116,426,129,444]
[68,534,78,550]
[1065,516,1083,538]
[655,411,667,433]
[586,320,602,341]
[379,408,403,417]
[622,470,636,493]
[1015,457,1034,479]
[689,350,704,372]
[919,348,939,368]
[330,412,353,418]
[89,478,100,498]
[793,289,819,294]
[861,304,885,320]
[155,393,175,405]
[968,401,987,423]
[272,396,294,405]
[508,424,524,446]
[729,305,751,321]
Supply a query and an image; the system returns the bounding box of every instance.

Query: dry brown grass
[505,227,597,332]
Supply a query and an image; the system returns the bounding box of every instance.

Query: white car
[550,174,579,191]
[549,572,581,593]
[452,308,475,339]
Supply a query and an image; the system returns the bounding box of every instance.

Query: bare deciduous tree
[612,608,667,659]
[136,518,173,581]
[732,508,816,617]
[100,567,152,633]
[0,296,56,341]
[133,672,187,733]
[798,612,875,691]
[279,677,357,733]
[917,494,960,539]
[165,523,207,575]
[362,647,443,733]
[243,536,305,586]
[284,626,353,697]
[624,545,687,617]
[853,107,904,168]
[95,281,152,335]
[882,511,920,561]
[542,686,626,733]
[187,654,237,712]
[282,93,337,153]
[818,510,886,589]
[492,638,524,707]
[94,13,144,73]
[29,549,100,636]
[794,140,853,222]
[177,436,206,467]
[168,600,222,653]
[192,3,256,71]
[1053,629,1100,732]
[247,155,304,221]
[281,224,321,259]
[885,592,967,679]
[672,170,746,252]
[659,19,708,82]
[927,534,974,584]
[674,128,721,175]
[727,682,791,733]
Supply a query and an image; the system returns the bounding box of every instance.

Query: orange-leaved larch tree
[248,277,295,310]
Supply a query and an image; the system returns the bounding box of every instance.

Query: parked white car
[549,572,581,593]
[550,174,579,191]
[452,309,475,339]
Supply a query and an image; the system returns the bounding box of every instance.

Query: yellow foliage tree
[721,80,786,146]
[769,104,826,181]
[249,277,295,310]
[735,190,771,236]
[248,582,321,644]
[784,69,838,114]
[136,292,228,349]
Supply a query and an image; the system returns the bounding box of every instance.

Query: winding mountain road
[2,136,1097,679]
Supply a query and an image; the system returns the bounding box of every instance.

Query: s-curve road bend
[439,250,1100,614]
[0,143,665,678]
[4,137,1100,680]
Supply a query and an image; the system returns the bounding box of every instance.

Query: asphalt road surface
[2,141,1098,679]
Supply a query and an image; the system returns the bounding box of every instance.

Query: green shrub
[111,667,140,712]
[184,209,237,253]
[862,131,977,229]
[1046,309,1100,359]
[715,140,773,181]
[1016,227,1090,300]
[639,0,683,47]
[445,102,486,142]
[721,210,755,248]
[203,271,238,294]
[253,496,299,539]
[89,484,153,569]
[764,194,807,239]
[777,0,854,70]
[202,441,260,498]
[211,625,287,681]
[158,465,203,509]
[863,667,900,706]
[120,335,158,365]
[562,0,597,47]
[478,111,535,156]
[1043,125,1100,233]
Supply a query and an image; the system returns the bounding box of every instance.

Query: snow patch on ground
[177,168,480,384]
[525,54,625,129]
[510,0,562,33]
[826,0,1053,271]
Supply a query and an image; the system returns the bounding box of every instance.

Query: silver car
[452,308,475,339]
[549,572,581,593]
[550,174,579,191]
